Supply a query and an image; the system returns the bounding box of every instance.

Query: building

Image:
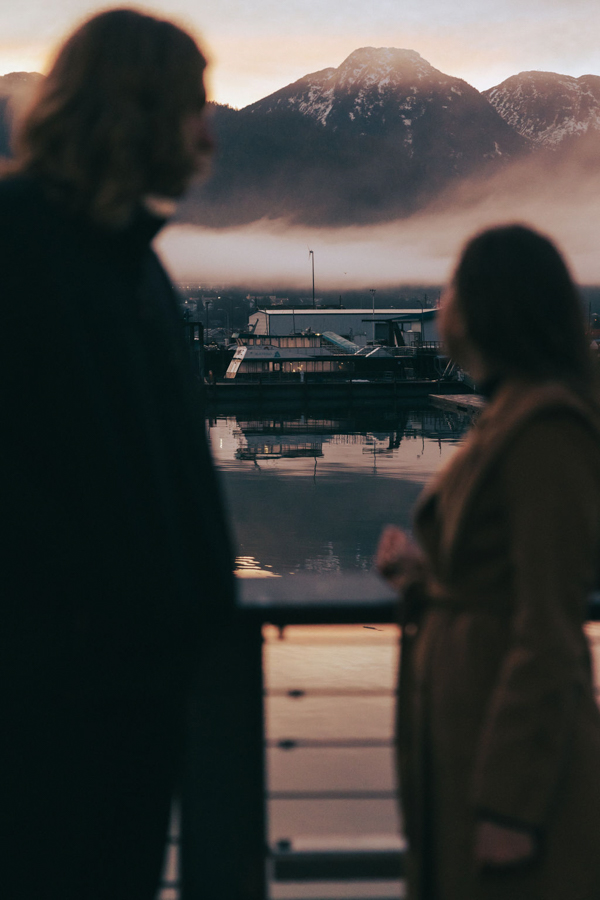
[247,308,439,347]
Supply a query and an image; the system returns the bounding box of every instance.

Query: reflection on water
[234,555,280,578]
[209,404,472,575]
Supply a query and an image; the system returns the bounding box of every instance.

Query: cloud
[156,139,600,288]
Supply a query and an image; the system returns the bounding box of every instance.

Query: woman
[377,225,600,899]
[0,10,235,900]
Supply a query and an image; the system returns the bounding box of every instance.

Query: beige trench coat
[398,379,600,900]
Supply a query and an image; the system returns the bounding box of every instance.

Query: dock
[204,379,475,407]
[429,393,485,414]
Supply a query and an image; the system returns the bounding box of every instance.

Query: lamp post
[416,297,424,345]
[205,299,211,342]
[369,289,376,344]
[309,250,315,309]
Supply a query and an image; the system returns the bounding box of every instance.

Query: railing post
[180,618,267,899]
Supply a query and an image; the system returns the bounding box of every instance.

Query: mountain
[246,47,524,154]
[0,72,42,156]
[484,71,600,147]
[0,71,41,94]
[1,57,597,228]
[183,47,529,228]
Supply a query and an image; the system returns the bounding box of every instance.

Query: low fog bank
[157,141,600,290]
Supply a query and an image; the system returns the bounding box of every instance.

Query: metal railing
[175,574,600,900]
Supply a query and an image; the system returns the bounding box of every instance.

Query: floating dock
[205,379,475,407]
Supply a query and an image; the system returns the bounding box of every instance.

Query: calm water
[208,404,472,577]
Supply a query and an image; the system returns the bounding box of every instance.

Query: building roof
[252,308,437,318]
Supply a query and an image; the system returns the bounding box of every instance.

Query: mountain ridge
[0,54,596,227]
[484,70,600,147]
[184,47,531,226]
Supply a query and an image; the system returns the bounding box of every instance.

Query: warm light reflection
[234,555,281,578]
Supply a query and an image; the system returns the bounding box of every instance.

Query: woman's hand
[375,525,425,592]
[475,820,537,868]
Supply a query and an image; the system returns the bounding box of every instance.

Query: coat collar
[415,379,600,569]
[11,174,168,249]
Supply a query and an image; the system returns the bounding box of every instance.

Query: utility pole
[369,289,376,344]
[309,250,315,309]
[416,297,424,345]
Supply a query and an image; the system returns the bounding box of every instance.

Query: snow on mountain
[187,48,532,228]
[484,71,600,147]
[244,46,526,165]
[267,47,437,128]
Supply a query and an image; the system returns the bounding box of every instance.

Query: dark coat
[398,379,600,900]
[0,176,237,897]
[0,175,235,695]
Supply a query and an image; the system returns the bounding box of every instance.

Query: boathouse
[247,308,439,347]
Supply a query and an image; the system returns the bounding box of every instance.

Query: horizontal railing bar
[239,575,600,625]
[271,849,404,881]
[238,572,397,625]
[268,689,396,697]
[269,739,393,749]
[269,791,397,800]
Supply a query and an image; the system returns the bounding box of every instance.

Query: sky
[2,0,600,286]
[1,0,600,108]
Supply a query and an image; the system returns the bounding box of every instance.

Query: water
[208,404,472,577]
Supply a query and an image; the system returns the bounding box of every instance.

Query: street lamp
[369,289,376,344]
[205,299,211,342]
[309,250,315,309]
[417,297,424,345]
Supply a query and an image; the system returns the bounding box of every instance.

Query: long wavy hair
[452,224,593,388]
[11,8,208,227]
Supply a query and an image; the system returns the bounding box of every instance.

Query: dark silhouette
[0,9,234,899]
[378,225,600,899]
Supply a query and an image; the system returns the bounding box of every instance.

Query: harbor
[190,303,480,408]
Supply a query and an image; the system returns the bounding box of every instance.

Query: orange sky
[1,0,600,107]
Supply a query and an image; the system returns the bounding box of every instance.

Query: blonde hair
[12,8,208,227]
